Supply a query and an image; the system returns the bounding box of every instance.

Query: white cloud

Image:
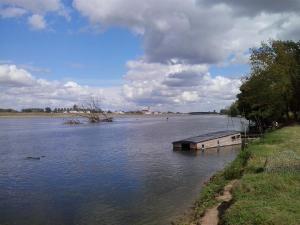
[0,64,35,86]
[122,60,241,111]
[73,0,300,65]
[0,0,63,14]
[0,64,125,110]
[180,91,200,102]
[28,14,46,29]
[201,0,300,16]
[2,1,299,111]
[0,0,69,29]
[70,0,300,111]
[0,7,26,18]
[0,63,241,112]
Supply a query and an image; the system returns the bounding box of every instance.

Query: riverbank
[175,125,300,225]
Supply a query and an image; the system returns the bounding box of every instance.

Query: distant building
[115,111,125,114]
[142,106,152,115]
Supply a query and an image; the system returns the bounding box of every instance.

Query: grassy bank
[176,125,300,225]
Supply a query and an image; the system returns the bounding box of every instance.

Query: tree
[237,40,300,128]
[73,104,79,111]
[288,41,300,120]
[45,107,52,113]
[219,102,240,117]
[22,108,44,113]
[0,108,18,113]
[79,97,113,123]
[227,102,240,117]
[220,109,228,115]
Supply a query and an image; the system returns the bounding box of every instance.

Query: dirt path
[198,180,237,225]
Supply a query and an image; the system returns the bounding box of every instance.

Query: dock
[173,130,242,151]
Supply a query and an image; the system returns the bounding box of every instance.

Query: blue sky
[0,0,298,111]
[0,7,248,85]
[0,14,143,86]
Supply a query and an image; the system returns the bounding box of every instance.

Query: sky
[0,0,299,112]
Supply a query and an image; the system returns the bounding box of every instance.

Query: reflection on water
[175,144,242,157]
[0,115,242,225]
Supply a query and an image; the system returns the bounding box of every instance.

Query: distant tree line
[16,105,103,114]
[53,104,103,113]
[189,110,218,115]
[0,108,18,113]
[21,108,45,113]
[235,40,300,129]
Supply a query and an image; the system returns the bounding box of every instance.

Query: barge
[173,130,242,151]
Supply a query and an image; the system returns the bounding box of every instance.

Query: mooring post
[201,144,205,152]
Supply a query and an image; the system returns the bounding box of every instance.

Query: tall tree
[237,40,300,127]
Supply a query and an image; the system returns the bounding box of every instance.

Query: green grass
[221,125,300,225]
[175,143,252,225]
[175,125,300,225]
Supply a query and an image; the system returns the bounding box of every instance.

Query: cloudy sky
[0,0,299,112]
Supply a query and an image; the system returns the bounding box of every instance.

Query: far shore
[0,112,226,118]
[0,112,190,118]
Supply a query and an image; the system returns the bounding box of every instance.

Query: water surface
[0,115,242,225]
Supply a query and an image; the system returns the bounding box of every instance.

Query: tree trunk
[285,103,290,120]
[294,111,298,121]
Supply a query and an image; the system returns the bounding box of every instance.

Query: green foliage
[229,103,239,117]
[220,108,228,115]
[222,173,300,225]
[237,40,300,126]
[193,172,227,219]
[45,107,52,113]
[0,108,18,112]
[223,149,251,180]
[228,101,240,117]
[21,108,44,113]
[220,101,240,117]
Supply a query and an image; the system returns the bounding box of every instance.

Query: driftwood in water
[79,97,113,123]
[26,156,45,160]
[26,156,40,160]
[79,113,113,123]
[101,117,113,122]
[63,98,114,124]
[64,119,82,125]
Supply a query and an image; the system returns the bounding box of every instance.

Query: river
[0,115,243,225]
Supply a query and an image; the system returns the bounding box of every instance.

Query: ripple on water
[0,115,242,225]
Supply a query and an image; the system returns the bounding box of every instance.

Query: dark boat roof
[173,130,240,144]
